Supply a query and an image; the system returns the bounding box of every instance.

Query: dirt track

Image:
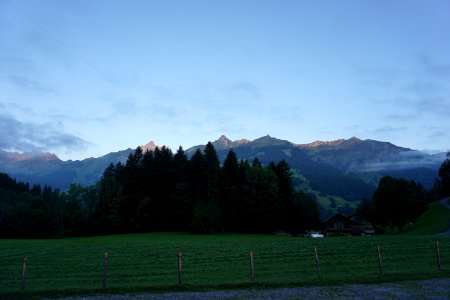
[57,278,450,299]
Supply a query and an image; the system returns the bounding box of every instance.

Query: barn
[323,213,381,236]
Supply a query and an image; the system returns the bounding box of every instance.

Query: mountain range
[0,135,445,217]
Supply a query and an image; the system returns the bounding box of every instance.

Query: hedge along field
[0,233,449,297]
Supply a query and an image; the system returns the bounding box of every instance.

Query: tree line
[1,146,449,238]
[0,173,62,238]
[0,143,320,238]
[357,152,450,232]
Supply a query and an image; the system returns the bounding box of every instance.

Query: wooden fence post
[177,252,183,285]
[21,257,27,291]
[103,252,109,288]
[376,245,383,277]
[314,246,321,278]
[249,251,255,282]
[435,241,442,271]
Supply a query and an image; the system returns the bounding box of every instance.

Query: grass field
[1,233,449,298]
[401,200,450,236]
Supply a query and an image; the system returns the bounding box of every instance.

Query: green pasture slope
[401,200,450,236]
[1,233,449,298]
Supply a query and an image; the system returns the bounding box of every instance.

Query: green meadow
[1,233,449,298]
[400,201,450,236]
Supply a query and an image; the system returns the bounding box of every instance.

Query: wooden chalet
[323,213,380,236]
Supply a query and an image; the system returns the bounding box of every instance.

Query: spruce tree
[220,150,241,230]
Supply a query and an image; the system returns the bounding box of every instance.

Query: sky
[1,0,449,161]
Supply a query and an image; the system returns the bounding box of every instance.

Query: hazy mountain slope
[0,139,162,189]
[0,149,133,189]
[296,137,443,188]
[186,135,444,219]
[297,137,411,171]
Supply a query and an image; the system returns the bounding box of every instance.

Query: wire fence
[1,235,449,294]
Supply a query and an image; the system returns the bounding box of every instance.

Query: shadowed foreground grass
[0,233,449,298]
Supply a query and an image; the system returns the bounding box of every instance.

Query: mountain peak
[216,135,232,147]
[0,150,61,163]
[251,135,291,147]
[234,138,251,146]
[213,135,251,149]
[141,141,157,152]
[255,134,274,141]
[297,139,345,148]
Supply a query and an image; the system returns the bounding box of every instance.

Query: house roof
[323,213,350,223]
[323,213,373,227]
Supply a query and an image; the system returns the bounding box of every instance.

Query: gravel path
[56,278,450,299]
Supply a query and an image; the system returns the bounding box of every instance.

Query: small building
[323,213,379,236]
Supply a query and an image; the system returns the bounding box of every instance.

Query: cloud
[417,54,450,77]
[108,73,142,89]
[8,75,56,94]
[403,80,442,96]
[392,95,450,117]
[398,78,450,116]
[348,150,445,172]
[0,113,90,153]
[373,125,407,135]
[426,130,448,140]
[0,57,37,73]
[423,129,450,149]
[352,126,408,146]
[356,59,450,115]
[224,81,262,99]
[101,91,182,122]
[383,114,416,122]
[353,160,440,172]
[216,81,263,108]
[416,96,450,114]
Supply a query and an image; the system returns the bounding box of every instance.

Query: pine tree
[203,142,220,202]
[273,160,295,230]
[252,157,262,168]
[220,150,241,230]
[373,176,426,232]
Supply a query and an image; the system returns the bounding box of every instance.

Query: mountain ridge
[0,136,445,199]
[296,136,362,148]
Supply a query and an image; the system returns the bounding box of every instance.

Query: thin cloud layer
[347,150,445,173]
[417,54,450,78]
[1,1,448,159]
[0,113,90,153]
[8,75,55,94]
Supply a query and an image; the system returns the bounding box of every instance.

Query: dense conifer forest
[0,143,320,238]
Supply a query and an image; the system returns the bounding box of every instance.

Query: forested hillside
[0,143,320,238]
[0,173,62,238]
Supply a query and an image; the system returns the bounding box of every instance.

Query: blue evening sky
[1,0,449,160]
